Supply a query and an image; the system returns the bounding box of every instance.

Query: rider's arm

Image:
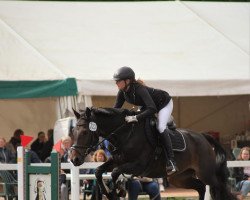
[136,86,157,121]
[113,90,125,108]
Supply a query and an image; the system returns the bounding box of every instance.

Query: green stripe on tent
[0,78,78,99]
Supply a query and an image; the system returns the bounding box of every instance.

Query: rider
[113,66,177,174]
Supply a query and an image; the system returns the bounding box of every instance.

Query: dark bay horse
[70,107,236,200]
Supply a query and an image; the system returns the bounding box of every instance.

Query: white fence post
[17,146,24,200]
[70,162,80,200]
[204,185,211,200]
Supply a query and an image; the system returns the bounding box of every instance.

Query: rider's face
[116,80,125,90]
[115,79,130,91]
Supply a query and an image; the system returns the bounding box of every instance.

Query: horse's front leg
[110,162,142,200]
[95,158,114,198]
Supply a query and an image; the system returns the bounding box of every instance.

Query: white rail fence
[1,155,250,200]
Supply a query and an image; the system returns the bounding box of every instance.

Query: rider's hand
[125,115,138,123]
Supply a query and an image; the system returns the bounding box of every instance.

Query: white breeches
[157,99,173,133]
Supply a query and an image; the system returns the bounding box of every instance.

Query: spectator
[60,136,72,164]
[233,146,250,200]
[127,176,161,200]
[40,129,54,162]
[7,129,24,154]
[85,149,109,200]
[0,137,16,163]
[0,137,17,196]
[93,149,108,163]
[26,149,42,163]
[31,131,46,161]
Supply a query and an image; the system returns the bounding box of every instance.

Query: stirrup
[166,160,178,175]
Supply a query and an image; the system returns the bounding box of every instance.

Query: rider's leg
[159,129,178,174]
[157,99,178,174]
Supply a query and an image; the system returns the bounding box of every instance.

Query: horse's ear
[85,107,91,118]
[72,108,80,119]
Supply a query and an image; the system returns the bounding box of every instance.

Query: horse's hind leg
[169,169,206,200]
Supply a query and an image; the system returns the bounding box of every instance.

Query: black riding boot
[160,129,178,175]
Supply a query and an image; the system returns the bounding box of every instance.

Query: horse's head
[70,107,128,166]
[70,107,99,166]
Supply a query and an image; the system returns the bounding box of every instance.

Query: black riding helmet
[113,66,135,81]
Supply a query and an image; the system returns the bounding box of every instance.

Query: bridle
[71,117,99,158]
[71,114,132,158]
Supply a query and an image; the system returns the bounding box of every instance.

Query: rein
[104,123,135,154]
[94,122,131,155]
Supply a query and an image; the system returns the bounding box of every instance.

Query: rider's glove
[125,115,138,123]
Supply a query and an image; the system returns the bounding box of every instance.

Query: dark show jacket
[114,82,171,121]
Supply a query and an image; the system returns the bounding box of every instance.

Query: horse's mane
[76,107,133,120]
[92,107,129,116]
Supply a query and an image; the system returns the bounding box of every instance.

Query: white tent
[0,1,249,140]
[0,9,77,98]
[0,1,249,97]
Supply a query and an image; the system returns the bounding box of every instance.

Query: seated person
[233,146,250,200]
[83,149,108,200]
[39,128,54,162]
[27,149,42,163]
[7,129,24,154]
[0,137,16,164]
[31,131,46,161]
[0,137,17,196]
[127,176,161,200]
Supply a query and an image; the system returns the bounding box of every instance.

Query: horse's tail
[202,133,237,200]
[202,133,228,181]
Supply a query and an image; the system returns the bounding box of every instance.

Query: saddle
[145,117,186,152]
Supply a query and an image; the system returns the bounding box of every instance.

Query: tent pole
[84,95,93,107]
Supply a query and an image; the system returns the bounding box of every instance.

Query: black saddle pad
[145,118,186,152]
[169,130,186,152]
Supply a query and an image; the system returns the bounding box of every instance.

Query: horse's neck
[93,110,126,137]
[98,119,126,138]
